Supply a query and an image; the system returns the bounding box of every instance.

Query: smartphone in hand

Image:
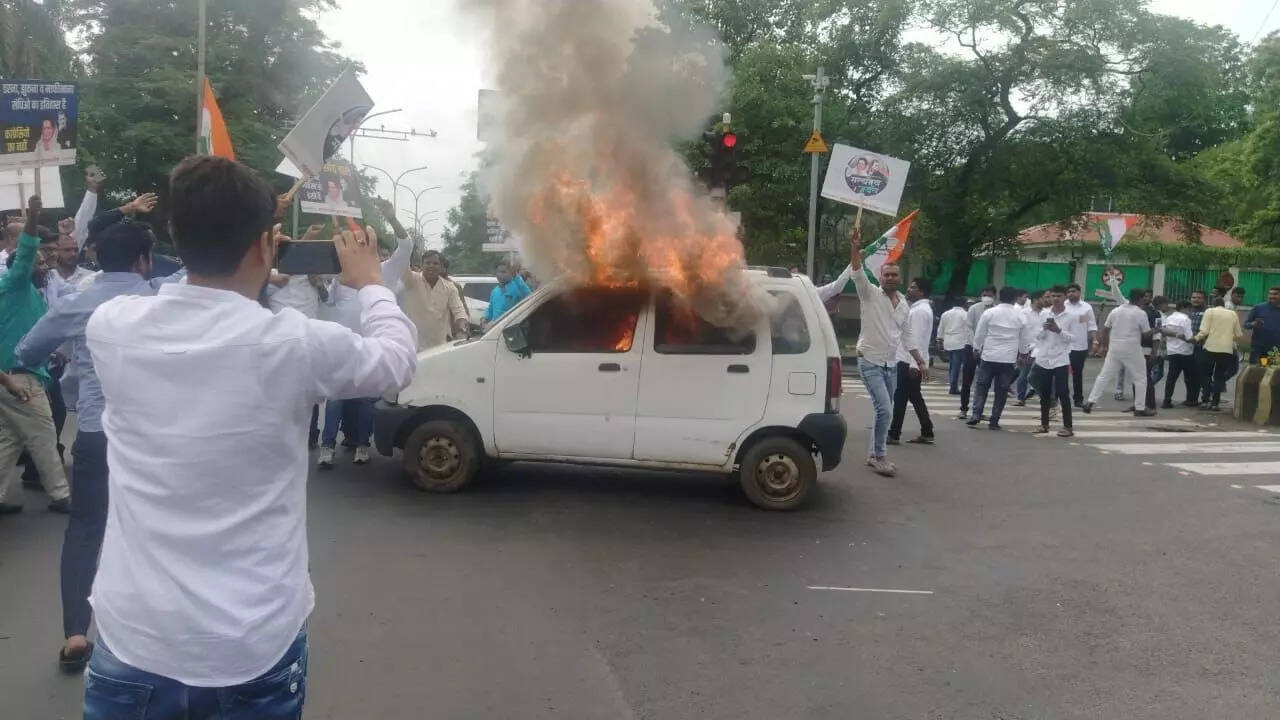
[277,240,340,275]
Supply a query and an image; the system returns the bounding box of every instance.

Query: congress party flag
[199,78,235,160]
[861,209,918,286]
[1088,213,1138,260]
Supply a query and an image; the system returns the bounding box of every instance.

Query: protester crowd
[0,157,537,714]
[844,228,1280,478]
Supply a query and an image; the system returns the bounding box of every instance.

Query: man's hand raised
[123,193,157,215]
[336,225,382,290]
[849,226,863,271]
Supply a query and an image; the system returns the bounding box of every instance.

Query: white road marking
[1066,431,1273,439]
[1257,485,1280,492]
[1166,462,1280,476]
[964,418,1192,427]
[807,586,934,595]
[1087,442,1280,455]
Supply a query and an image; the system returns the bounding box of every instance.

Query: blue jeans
[858,358,897,459]
[63,431,108,638]
[946,349,966,392]
[1015,362,1034,401]
[969,361,1016,425]
[321,398,374,448]
[84,629,308,719]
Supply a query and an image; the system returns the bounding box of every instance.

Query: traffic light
[700,113,738,197]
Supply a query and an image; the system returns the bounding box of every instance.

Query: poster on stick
[820,144,909,217]
[0,80,78,169]
[299,160,363,218]
[277,69,373,178]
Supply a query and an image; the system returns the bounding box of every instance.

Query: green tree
[0,0,76,77]
[441,172,491,274]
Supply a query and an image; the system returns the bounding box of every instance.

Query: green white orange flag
[1088,213,1138,260]
[861,209,918,286]
[199,78,235,160]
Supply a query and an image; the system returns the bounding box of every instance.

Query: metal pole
[196,0,206,154]
[805,66,828,279]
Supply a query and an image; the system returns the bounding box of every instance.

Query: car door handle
[598,363,621,372]
[727,364,750,374]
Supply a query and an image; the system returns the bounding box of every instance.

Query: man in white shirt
[401,248,468,350]
[1159,298,1197,408]
[266,269,328,445]
[888,277,936,445]
[848,229,928,477]
[959,285,996,418]
[936,301,970,394]
[82,156,417,714]
[1083,287,1155,415]
[1063,282,1098,407]
[1031,285,1077,436]
[1014,289,1045,406]
[967,286,1035,430]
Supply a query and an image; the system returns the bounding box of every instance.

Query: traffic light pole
[805,67,829,279]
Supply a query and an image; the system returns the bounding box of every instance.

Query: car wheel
[738,436,816,511]
[403,419,479,493]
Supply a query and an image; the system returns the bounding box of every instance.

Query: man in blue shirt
[1245,286,1280,364]
[484,259,532,324]
[16,220,181,672]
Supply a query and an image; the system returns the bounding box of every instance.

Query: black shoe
[1073,399,1083,408]
[1134,408,1157,417]
[0,504,23,515]
[886,436,901,446]
[1161,400,1174,409]
[965,417,980,427]
[989,423,1002,431]
[47,498,71,514]
[906,435,935,445]
[1114,392,1125,401]
[1081,402,1095,414]
[1181,400,1200,408]
[1013,399,1026,407]
[955,412,969,420]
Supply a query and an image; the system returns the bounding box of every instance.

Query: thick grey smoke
[465,0,764,328]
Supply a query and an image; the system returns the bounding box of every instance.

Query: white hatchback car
[449,275,498,329]
[373,268,847,510]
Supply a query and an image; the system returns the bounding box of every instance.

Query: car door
[633,289,771,466]
[493,286,647,459]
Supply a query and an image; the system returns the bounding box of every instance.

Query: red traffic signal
[721,131,737,149]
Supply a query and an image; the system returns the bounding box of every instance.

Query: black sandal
[59,642,94,674]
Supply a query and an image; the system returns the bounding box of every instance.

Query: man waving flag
[816,209,920,301]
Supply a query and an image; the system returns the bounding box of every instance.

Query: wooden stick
[854,205,863,230]
[281,176,307,203]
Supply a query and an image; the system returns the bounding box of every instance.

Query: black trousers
[1204,351,1234,406]
[1193,347,1212,404]
[1164,354,1198,403]
[1036,365,1073,429]
[62,431,108,638]
[971,360,1016,424]
[1068,349,1088,404]
[890,361,934,439]
[959,346,979,413]
[309,404,320,446]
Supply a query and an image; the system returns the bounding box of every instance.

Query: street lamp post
[397,185,442,234]
[362,164,430,214]
[349,108,403,168]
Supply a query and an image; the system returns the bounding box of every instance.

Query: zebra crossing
[841,375,1280,493]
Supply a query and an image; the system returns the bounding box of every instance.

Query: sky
[320,0,1280,248]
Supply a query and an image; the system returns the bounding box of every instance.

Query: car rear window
[769,291,810,355]
[653,290,756,355]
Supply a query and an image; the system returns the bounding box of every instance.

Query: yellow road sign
[802,130,828,154]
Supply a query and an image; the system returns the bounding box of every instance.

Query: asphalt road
[2,361,1278,719]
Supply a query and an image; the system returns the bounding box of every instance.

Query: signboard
[482,213,518,252]
[1,80,78,169]
[278,69,373,179]
[299,160,363,218]
[1101,266,1125,288]
[802,130,827,154]
[820,144,909,217]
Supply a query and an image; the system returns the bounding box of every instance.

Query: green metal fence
[1004,261,1073,292]
[1163,267,1220,302]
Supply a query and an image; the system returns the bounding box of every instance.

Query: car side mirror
[503,324,531,357]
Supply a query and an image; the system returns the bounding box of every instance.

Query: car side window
[654,290,756,355]
[769,291,810,355]
[523,287,645,353]
[461,283,494,302]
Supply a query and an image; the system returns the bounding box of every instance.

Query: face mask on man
[981,296,994,306]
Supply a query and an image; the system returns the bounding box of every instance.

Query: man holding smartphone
[1031,285,1076,436]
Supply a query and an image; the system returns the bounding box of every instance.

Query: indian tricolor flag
[861,209,918,286]
[199,78,235,160]
[1088,213,1138,259]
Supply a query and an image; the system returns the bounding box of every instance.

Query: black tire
[738,436,816,511]
[402,419,480,493]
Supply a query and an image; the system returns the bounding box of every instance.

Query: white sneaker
[318,447,335,469]
[353,447,370,465]
[868,457,896,477]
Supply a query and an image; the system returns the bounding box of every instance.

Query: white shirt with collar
[851,266,916,367]
[1163,310,1194,356]
[896,298,934,365]
[266,273,321,318]
[974,303,1034,364]
[1104,303,1151,350]
[816,264,853,303]
[85,282,418,687]
[936,305,970,351]
[1034,307,1077,369]
[1063,298,1098,352]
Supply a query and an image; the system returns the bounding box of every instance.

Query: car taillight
[826,357,841,413]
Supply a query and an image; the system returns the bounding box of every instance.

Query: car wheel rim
[755,453,801,501]
[420,437,461,479]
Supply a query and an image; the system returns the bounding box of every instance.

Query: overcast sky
[319,0,1279,247]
